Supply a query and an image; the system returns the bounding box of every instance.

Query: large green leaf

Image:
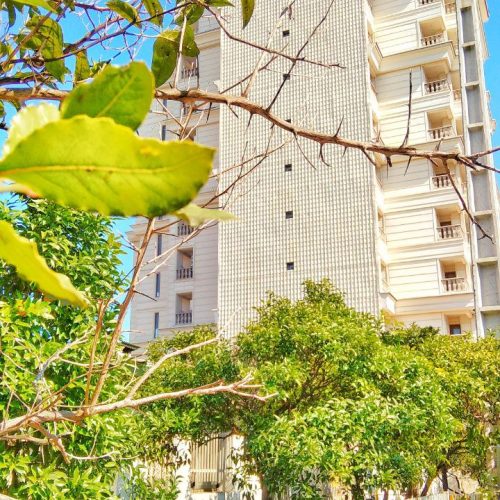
[0,115,214,217]
[241,0,255,28]
[26,16,66,81]
[175,203,235,226]
[107,0,139,24]
[0,220,88,307]
[143,0,163,26]
[61,62,154,130]
[3,103,60,157]
[181,25,199,57]
[151,31,178,86]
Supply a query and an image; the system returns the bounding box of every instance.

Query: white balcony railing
[442,277,466,293]
[181,62,199,80]
[175,312,192,325]
[437,224,462,240]
[424,79,449,94]
[176,267,193,280]
[428,125,454,140]
[178,222,194,236]
[421,32,446,47]
[432,174,453,189]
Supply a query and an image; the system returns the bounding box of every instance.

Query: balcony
[424,78,449,94]
[176,266,193,280]
[178,222,194,236]
[421,32,446,47]
[181,61,199,80]
[428,125,455,140]
[437,224,462,240]
[175,312,192,325]
[441,277,467,293]
[432,173,453,189]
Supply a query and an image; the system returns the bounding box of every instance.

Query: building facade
[130,0,499,347]
[128,0,499,495]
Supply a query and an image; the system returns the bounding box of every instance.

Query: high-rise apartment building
[130,0,499,348]
[128,0,499,494]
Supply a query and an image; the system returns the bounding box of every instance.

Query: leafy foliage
[137,281,500,499]
[0,197,134,497]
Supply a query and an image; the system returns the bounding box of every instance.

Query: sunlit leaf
[13,0,56,12]
[0,220,88,307]
[74,50,91,83]
[175,203,235,226]
[143,0,163,26]
[0,116,215,217]
[61,62,154,130]
[107,0,139,24]
[3,103,60,157]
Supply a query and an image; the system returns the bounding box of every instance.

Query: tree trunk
[420,476,435,497]
[441,466,449,492]
[352,476,364,500]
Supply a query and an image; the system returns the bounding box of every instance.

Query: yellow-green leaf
[107,0,139,24]
[61,62,154,130]
[3,103,60,157]
[13,0,56,12]
[0,116,215,217]
[175,203,236,226]
[143,0,163,26]
[0,220,88,307]
[74,50,91,83]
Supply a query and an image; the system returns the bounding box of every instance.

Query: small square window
[286,262,295,271]
[283,73,290,81]
[283,29,290,37]
[450,324,462,335]
[285,118,292,123]
[285,211,293,219]
[285,164,292,172]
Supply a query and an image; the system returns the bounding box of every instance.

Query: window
[445,271,457,279]
[156,234,163,257]
[283,73,290,81]
[287,262,295,271]
[285,118,292,123]
[285,211,293,219]
[153,312,159,339]
[155,273,161,298]
[285,164,292,172]
[450,324,462,335]
[283,29,290,37]
[161,125,167,141]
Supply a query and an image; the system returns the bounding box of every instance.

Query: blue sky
[485,2,500,166]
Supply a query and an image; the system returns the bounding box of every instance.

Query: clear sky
[485,1,500,167]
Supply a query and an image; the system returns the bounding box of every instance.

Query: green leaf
[241,0,254,28]
[61,62,154,130]
[13,0,56,12]
[151,31,178,87]
[0,115,215,217]
[3,103,60,157]
[175,203,235,226]
[175,4,204,26]
[74,50,91,83]
[107,0,139,24]
[26,16,66,81]
[0,220,88,307]
[143,0,163,26]
[181,25,199,57]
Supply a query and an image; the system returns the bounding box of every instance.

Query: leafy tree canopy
[138,281,500,499]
